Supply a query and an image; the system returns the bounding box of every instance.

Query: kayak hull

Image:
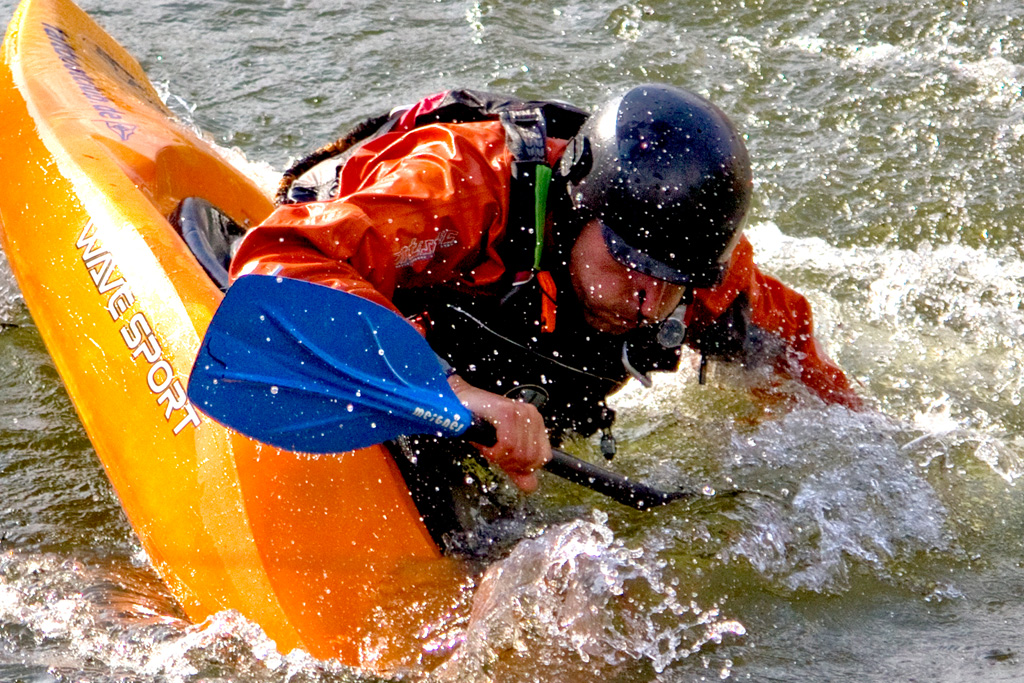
[0,0,459,668]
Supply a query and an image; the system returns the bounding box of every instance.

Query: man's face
[569,220,686,334]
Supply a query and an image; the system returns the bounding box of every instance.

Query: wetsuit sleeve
[228,122,512,314]
[686,236,861,408]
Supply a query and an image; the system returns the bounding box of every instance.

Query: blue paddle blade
[187,275,471,453]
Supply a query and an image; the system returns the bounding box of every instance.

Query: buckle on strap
[500,108,547,163]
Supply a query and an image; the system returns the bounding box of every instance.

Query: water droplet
[270,386,279,395]
[346,404,354,412]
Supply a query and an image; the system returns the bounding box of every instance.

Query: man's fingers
[448,377,551,492]
[507,471,539,494]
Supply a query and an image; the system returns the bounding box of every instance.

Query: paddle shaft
[463,420,695,509]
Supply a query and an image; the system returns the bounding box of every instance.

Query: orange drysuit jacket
[230,120,860,408]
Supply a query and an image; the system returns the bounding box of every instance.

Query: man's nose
[638,278,675,321]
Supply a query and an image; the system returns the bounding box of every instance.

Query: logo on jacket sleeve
[396,230,459,268]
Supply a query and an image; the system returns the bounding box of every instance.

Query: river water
[1,0,1022,681]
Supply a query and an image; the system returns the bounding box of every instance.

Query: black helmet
[563,84,752,288]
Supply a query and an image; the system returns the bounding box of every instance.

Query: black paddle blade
[187,275,471,453]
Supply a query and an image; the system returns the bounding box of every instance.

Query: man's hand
[448,375,552,492]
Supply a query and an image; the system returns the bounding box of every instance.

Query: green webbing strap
[500,107,554,274]
[533,165,552,271]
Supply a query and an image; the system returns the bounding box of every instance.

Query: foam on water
[746,220,1024,483]
[435,513,745,681]
[610,389,954,595]
[0,250,25,327]
[0,550,371,682]
[722,407,951,593]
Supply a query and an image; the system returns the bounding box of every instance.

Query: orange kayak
[0,0,467,670]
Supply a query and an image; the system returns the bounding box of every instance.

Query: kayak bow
[0,0,464,669]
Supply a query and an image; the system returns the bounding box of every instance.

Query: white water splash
[902,394,1024,485]
[0,249,25,326]
[746,220,1024,471]
[153,81,282,200]
[0,551,366,682]
[597,220,1017,600]
[864,240,1024,336]
[722,408,952,592]
[435,514,745,681]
